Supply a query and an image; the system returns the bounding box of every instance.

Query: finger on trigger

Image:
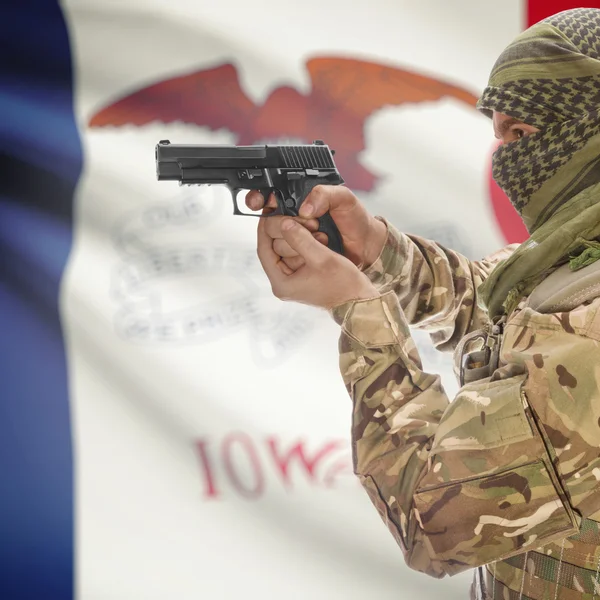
[245,190,264,211]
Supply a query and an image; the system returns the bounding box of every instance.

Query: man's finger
[280,219,330,265]
[273,232,327,257]
[257,216,286,280]
[273,238,299,258]
[277,260,294,276]
[263,215,320,239]
[265,193,278,209]
[299,185,351,218]
[245,190,265,211]
[314,232,328,246]
[282,255,305,272]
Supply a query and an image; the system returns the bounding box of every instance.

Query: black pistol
[155,140,345,254]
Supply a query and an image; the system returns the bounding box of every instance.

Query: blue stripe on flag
[0,2,82,598]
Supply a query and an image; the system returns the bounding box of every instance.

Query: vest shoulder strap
[527,259,600,313]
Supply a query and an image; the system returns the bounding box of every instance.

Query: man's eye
[512,128,525,139]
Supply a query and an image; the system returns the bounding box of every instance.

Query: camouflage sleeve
[363,218,518,351]
[332,292,584,578]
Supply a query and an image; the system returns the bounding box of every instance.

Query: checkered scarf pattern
[478,8,600,233]
[476,8,600,319]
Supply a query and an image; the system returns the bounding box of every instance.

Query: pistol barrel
[155,140,337,182]
[156,141,268,180]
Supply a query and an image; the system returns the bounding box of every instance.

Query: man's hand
[258,216,379,310]
[246,186,387,271]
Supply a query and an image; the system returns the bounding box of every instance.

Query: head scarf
[476,8,600,319]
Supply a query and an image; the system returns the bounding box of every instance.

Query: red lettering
[266,438,344,488]
[222,433,265,499]
[195,439,220,499]
[196,435,354,500]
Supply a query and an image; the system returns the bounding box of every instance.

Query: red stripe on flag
[527,0,600,26]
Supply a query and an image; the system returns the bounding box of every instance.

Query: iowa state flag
[0,1,588,598]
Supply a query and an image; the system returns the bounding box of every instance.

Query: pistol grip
[316,213,344,255]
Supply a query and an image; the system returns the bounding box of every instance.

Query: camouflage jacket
[331,219,600,578]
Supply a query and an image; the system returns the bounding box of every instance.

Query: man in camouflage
[247,8,600,599]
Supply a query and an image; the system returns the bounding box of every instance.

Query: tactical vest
[457,260,600,600]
